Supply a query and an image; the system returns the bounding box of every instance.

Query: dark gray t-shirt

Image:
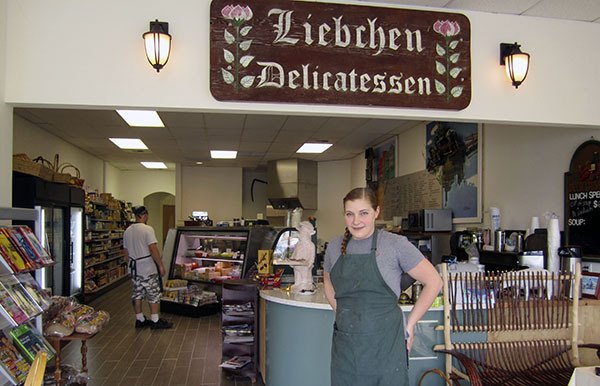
[324,230,424,298]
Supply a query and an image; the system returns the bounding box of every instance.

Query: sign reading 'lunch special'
[209,0,471,110]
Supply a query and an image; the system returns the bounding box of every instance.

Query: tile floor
[59,282,265,386]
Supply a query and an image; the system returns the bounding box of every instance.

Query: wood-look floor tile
[57,282,265,386]
[152,358,176,386]
[134,366,158,385]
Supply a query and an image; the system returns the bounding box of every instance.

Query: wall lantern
[143,20,171,72]
[500,42,530,89]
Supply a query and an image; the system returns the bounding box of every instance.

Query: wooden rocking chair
[434,263,600,386]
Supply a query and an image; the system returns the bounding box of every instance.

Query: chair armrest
[435,349,483,386]
[579,343,600,360]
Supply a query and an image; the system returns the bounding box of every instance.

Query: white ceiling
[14,0,600,171]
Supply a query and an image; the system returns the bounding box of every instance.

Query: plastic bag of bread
[66,303,95,322]
[45,312,76,337]
[75,310,110,335]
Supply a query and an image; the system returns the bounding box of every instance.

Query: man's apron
[129,254,163,292]
[330,229,409,386]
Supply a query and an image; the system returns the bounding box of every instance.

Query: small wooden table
[47,332,97,385]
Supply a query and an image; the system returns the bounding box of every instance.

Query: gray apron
[330,229,409,386]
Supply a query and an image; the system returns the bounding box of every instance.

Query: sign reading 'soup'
[210,0,471,110]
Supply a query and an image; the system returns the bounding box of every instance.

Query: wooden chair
[24,351,47,386]
[434,263,600,386]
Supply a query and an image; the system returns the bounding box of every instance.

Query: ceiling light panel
[141,161,167,169]
[296,143,333,153]
[116,110,165,127]
[210,150,238,159]
[109,138,148,149]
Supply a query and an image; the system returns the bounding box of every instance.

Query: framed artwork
[372,136,397,183]
[426,121,482,223]
[581,271,600,299]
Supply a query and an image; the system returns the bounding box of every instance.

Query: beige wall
[242,170,268,220]
[117,170,175,207]
[144,192,175,252]
[0,0,11,210]
[13,115,105,192]
[5,1,600,128]
[314,160,353,246]
[179,166,242,223]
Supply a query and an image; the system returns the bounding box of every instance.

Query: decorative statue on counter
[289,221,316,293]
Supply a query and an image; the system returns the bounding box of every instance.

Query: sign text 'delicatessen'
[210,0,471,110]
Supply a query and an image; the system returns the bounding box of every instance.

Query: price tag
[212,248,220,254]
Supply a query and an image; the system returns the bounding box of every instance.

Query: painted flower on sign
[433,20,464,101]
[433,20,460,37]
[221,5,253,25]
[220,4,255,91]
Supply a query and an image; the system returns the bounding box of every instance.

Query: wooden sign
[564,139,600,256]
[210,0,471,110]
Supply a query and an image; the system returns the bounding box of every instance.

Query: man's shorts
[131,274,161,303]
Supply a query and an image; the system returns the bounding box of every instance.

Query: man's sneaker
[150,318,173,330]
[135,317,151,328]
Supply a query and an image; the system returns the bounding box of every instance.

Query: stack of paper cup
[490,207,501,249]
[547,218,560,273]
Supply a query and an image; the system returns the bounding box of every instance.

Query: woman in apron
[323,187,443,386]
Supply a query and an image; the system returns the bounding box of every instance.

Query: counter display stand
[220,280,258,383]
[83,198,129,301]
[161,226,274,316]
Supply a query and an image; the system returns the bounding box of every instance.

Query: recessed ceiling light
[116,110,164,127]
[210,150,237,159]
[296,143,333,153]
[196,161,204,165]
[141,162,167,169]
[109,138,148,149]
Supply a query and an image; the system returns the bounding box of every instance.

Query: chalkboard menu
[565,139,600,257]
[382,170,442,220]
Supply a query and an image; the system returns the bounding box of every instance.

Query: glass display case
[162,226,275,315]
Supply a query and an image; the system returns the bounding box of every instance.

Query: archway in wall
[142,191,176,253]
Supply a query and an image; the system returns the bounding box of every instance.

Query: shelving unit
[83,197,130,301]
[220,280,258,383]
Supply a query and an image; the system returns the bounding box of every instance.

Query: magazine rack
[0,207,53,386]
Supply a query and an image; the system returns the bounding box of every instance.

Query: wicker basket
[59,163,85,188]
[13,154,54,181]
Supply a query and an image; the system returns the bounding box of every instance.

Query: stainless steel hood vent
[267,159,317,210]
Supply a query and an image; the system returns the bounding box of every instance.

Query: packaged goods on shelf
[161,285,218,307]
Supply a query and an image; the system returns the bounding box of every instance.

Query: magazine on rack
[1,227,44,268]
[219,355,252,369]
[0,229,33,272]
[0,275,43,318]
[15,226,53,265]
[9,323,55,362]
[0,331,30,385]
[15,273,51,310]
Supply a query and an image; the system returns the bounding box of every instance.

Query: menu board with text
[565,140,600,256]
[382,170,442,220]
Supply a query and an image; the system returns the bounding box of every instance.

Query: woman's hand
[405,323,415,352]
